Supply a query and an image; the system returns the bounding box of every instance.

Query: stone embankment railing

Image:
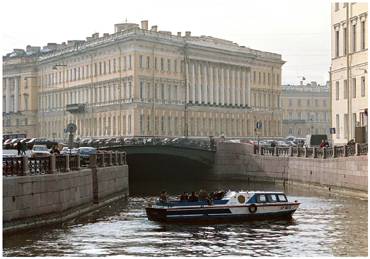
[255,143,368,158]
[3,151,127,177]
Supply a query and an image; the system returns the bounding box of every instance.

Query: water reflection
[3,180,368,257]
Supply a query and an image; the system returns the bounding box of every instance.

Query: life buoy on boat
[248,204,257,213]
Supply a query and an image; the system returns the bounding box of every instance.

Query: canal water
[3,180,368,257]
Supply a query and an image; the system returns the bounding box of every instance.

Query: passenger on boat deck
[198,189,209,201]
[159,191,168,203]
[180,192,189,201]
[188,192,199,202]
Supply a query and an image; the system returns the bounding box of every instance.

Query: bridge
[96,137,216,167]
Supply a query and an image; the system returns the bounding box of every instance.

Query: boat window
[277,194,287,202]
[267,194,278,202]
[257,194,267,203]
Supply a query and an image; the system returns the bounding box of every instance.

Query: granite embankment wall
[213,142,368,192]
[3,165,128,233]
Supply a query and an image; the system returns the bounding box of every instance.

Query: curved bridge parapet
[99,144,216,166]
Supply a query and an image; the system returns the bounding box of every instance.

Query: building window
[315,99,318,106]
[344,113,349,139]
[253,71,256,83]
[336,81,340,100]
[174,60,177,72]
[289,99,292,107]
[155,57,158,70]
[344,80,348,99]
[140,81,144,100]
[103,61,106,74]
[161,84,165,100]
[167,59,171,72]
[361,21,366,50]
[361,76,366,97]
[307,99,310,106]
[160,58,164,71]
[352,78,357,98]
[335,30,340,57]
[113,59,116,73]
[289,112,292,120]
[147,56,150,69]
[288,128,293,134]
[343,27,347,55]
[128,55,132,70]
[352,24,356,53]
[24,118,28,126]
[335,3,339,11]
[297,99,301,107]
[139,55,143,68]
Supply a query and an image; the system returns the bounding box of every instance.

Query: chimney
[141,20,148,30]
[151,25,158,32]
[185,31,191,37]
[92,33,99,39]
[177,32,181,37]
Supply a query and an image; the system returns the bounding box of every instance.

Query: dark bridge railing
[82,137,217,152]
[255,143,367,159]
[3,151,127,177]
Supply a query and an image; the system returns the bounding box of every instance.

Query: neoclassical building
[3,47,39,137]
[331,3,368,144]
[3,21,284,139]
[281,82,330,138]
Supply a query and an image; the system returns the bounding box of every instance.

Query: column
[197,63,202,104]
[225,67,230,105]
[14,77,19,113]
[185,62,189,104]
[215,66,219,105]
[5,78,10,113]
[231,68,236,106]
[192,62,196,103]
[220,67,225,106]
[236,69,240,106]
[241,69,246,107]
[246,68,251,106]
[203,64,208,104]
[209,64,214,105]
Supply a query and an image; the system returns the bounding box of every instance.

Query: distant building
[3,20,285,139]
[281,82,330,138]
[331,3,368,144]
[3,46,40,138]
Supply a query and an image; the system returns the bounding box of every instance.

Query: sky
[0,0,331,85]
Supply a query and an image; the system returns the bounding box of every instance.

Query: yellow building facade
[281,82,330,138]
[3,21,284,140]
[331,3,368,144]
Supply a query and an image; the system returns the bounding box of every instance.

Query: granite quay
[3,152,128,233]
[212,142,368,193]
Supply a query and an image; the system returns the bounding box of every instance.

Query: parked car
[60,147,79,155]
[31,145,51,158]
[79,147,97,166]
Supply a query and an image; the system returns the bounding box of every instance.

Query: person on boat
[198,189,209,201]
[188,192,199,202]
[319,139,325,149]
[180,192,189,201]
[159,191,168,203]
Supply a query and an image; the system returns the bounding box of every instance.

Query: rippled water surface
[3,181,368,257]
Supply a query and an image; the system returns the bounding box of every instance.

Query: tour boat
[145,191,300,223]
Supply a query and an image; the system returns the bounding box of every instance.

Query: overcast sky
[1,0,331,85]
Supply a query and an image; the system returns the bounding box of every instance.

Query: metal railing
[3,151,127,177]
[3,157,24,176]
[257,143,368,159]
[28,157,50,175]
